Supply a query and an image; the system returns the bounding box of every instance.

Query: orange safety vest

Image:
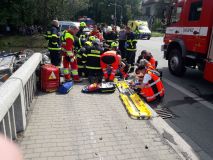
[100,51,120,81]
[149,57,157,69]
[140,72,164,102]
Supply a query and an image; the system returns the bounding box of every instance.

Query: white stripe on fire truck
[166,27,208,36]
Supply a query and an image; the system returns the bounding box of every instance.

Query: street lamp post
[108,2,123,26]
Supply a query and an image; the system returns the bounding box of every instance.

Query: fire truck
[161,0,213,83]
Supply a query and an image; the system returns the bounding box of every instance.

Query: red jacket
[90,31,103,41]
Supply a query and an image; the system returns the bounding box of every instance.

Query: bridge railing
[0,53,42,139]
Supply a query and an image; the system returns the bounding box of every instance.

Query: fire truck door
[183,0,203,52]
[204,27,213,83]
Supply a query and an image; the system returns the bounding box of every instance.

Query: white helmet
[107,26,112,32]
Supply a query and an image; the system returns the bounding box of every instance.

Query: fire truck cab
[162,0,213,82]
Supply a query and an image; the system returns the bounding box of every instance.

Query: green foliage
[0,0,142,27]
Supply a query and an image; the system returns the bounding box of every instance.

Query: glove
[65,56,71,62]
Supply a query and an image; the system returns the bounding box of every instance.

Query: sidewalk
[19,81,182,160]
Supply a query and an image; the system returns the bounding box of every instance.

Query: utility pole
[114,0,117,26]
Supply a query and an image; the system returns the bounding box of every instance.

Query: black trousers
[119,40,126,59]
[49,50,61,66]
[87,69,103,84]
[126,50,136,66]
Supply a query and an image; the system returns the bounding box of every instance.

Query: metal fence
[0,53,42,139]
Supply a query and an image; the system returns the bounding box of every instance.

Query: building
[142,0,172,18]
[141,0,172,30]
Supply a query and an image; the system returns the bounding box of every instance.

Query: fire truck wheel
[168,49,186,76]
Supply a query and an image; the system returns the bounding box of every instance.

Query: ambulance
[161,0,213,82]
[127,20,151,40]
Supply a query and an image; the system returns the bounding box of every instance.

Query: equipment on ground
[127,20,151,40]
[115,79,152,119]
[162,0,213,83]
[40,64,60,92]
[82,82,116,93]
[58,81,74,94]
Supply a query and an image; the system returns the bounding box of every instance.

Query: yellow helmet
[89,36,96,41]
[85,41,92,46]
[111,42,118,48]
[80,22,86,27]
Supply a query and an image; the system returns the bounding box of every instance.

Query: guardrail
[0,53,42,139]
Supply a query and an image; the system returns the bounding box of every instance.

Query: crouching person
[131,65,165,102]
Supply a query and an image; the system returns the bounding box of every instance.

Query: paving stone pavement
[19,81,183,160]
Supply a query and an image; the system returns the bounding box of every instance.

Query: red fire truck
[161,0,213,83]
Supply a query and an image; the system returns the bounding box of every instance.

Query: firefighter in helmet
[47,20,61,67]
[76,22,87,40]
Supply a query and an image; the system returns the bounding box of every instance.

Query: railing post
[13,90,26,133]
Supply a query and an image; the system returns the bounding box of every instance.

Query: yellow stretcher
[115,79,152,119]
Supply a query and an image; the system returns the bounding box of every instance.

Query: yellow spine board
[115,80,152,119]
[130,93,151,118]
[120,94,140,118]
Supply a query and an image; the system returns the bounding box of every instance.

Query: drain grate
[154,107,176,119]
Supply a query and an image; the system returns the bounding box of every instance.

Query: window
[171,6,182,23]
[188,1,203,21]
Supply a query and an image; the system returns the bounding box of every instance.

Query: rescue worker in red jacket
[90,25,103,41]
[110,42,129,79]
[132,65,164,102]
[61,24,81,82]
[100,50,121,82]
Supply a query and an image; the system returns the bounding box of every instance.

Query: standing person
[76,22,87,41]
[61,24,81,82]
[47,20,61,67]
[90,25,103,41]
[103,26,118,46]
[118,25,127,59]
[125,26,137,72]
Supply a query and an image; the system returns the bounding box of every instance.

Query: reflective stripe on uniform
[83,53,87,57]
[71,70,78,75]
[63,69,70,74]
[148,78,160,87]
[91,50,101,54]
[48,47,61,51]
[66,51,74,56]
[87,54,100,57]
[52,42,58,45]
[146,89,164,100]
[78,65,84,68]
[126,48,136,51]
[86,66,101,69]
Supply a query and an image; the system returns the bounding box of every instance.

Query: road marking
[163,78,213,111]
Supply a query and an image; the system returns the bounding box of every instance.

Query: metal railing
[0,53,42,139]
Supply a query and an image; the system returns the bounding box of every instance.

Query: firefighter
[77,41,92,77]
[100,50,121,82]
[76,22,87,41]
[131,65,165,102]
[103,26,118,47]
[85,38,104,84]
[47,20,61,67]
[125,26,137,72]
[61,24,81,82]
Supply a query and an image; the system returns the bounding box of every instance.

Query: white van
[58,21,80,32]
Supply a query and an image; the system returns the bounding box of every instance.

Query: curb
[149,116,213,160]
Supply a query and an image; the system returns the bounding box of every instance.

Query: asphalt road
[136,37,213,159]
